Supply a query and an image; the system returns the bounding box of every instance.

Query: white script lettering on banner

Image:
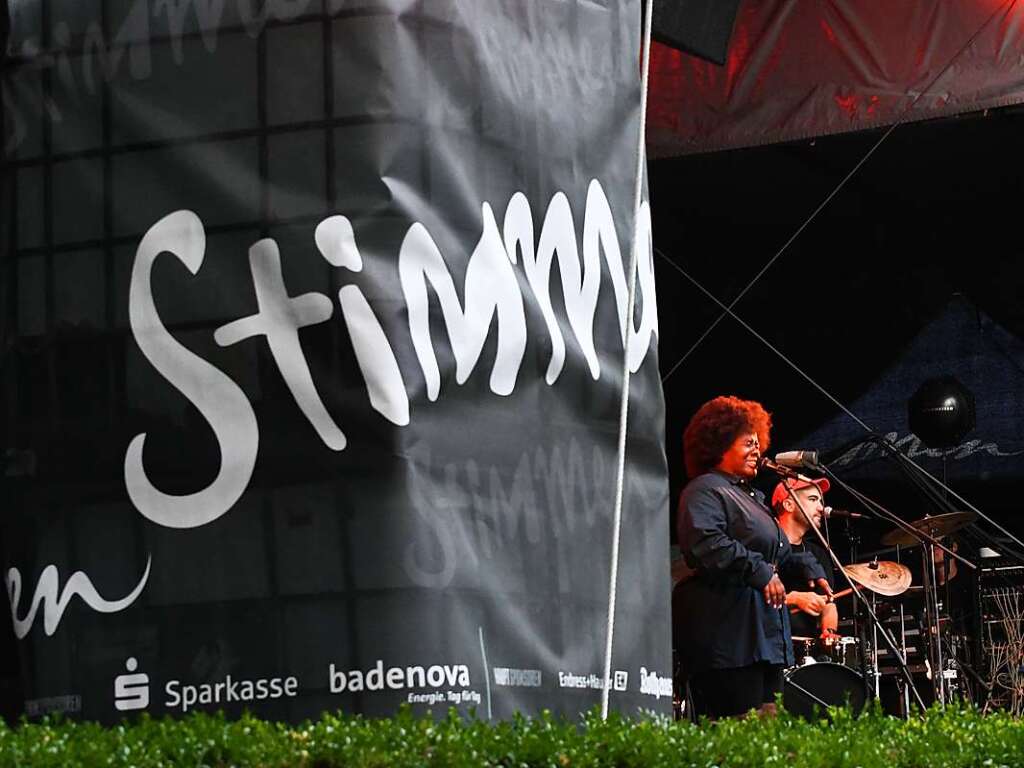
[6,557,152,639]
[125,181,658,529]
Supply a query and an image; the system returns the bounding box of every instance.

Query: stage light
[907,376,976,449]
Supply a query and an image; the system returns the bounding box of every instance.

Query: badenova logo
[329,660,479,705]
[638,667,672,699]
[114,657,150,711]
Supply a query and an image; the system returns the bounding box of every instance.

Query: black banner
[1,0,671,721]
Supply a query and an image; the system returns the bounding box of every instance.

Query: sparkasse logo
[114,657,149,711]
[111,657,300,713]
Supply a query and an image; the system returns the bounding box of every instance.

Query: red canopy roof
[648,0,1024,157]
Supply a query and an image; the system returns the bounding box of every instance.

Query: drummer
[772,477,839,648]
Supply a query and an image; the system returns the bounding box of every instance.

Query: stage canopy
[649,0,1024,157]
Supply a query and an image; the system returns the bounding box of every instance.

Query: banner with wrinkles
[0,0,672,722]
[649,0,1024,157]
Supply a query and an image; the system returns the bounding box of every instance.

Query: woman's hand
[763,574,786,609]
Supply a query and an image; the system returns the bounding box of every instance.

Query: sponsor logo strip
[329,660,481,706]
[638,667,673,700]
[493,667,542,688]
[114,658,299,714]
[557,671,628,691]
[25,695,81,717]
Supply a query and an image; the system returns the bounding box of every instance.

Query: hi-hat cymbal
[879,511,977,547]
[843,560,912,596]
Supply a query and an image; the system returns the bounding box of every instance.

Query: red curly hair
[683,396,772,478]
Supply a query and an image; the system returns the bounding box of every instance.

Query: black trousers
[689,662,785,719]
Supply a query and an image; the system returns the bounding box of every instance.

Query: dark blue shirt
[674,470,826,671]
[783,538,836,639]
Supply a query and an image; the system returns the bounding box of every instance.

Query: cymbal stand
[767,462,927,714]
[922,535,946,705]
[869,591,881,699]
[896,545,912,716]
[810,464,932,714]
[845,518,872,703]
[820,465,975,704]
[831,440,988,707]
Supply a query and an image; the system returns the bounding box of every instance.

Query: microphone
[774,450,820,468]
[825,506,865,520]
[757,457,802,477]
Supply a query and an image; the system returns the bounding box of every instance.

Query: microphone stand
[762,460,929,715]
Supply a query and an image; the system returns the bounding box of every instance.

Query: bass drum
[783,662,866,718]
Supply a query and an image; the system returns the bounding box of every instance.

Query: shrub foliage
[2,703,1023,767]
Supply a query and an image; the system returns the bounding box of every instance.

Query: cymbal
[879,511,977,547]
[843,560,912,596]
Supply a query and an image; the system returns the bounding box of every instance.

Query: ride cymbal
[879,511,976,547]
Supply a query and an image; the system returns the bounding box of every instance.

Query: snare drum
[830,636,860,668]
[783,662,866,719]
[795,635,861,668]
[791,636,818,666]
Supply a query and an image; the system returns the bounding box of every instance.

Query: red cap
[771,476,830,507]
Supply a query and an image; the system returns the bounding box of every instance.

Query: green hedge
[2,703,1023,767]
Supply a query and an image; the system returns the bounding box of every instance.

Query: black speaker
[652,0,743,66]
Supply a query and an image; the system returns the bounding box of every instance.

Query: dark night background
[650,105,1024,551]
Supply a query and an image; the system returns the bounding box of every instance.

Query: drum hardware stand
[844,518,876,705]
[896,546,912,715]
[844,518,863,696]
[869,592,881,699]
[869,433,1024,706]
[765,462,928,715]
[922,536,948,704]
[947,651,989,700]
[819,466,978,708]
[822,434,1024,710]
[784,679,835,712]
[812,465,946,715]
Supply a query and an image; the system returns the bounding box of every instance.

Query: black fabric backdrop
[0,0,672,722]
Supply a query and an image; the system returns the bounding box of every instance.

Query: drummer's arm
[818,558,838,637]
[820,603,839,639]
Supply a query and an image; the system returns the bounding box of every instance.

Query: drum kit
[673,510,979,719]
[782,510,978,717]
